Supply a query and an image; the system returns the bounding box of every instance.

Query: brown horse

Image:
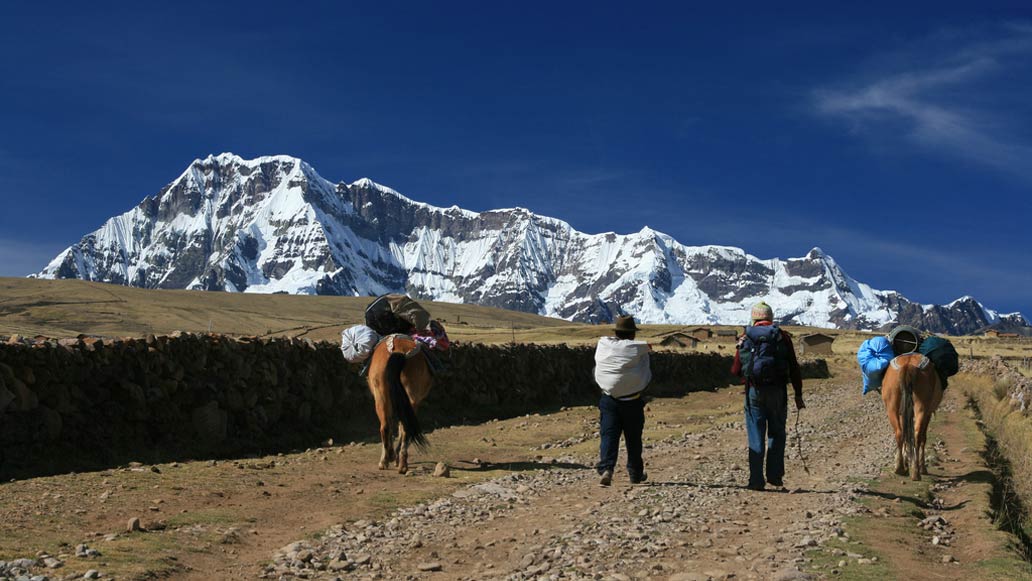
[366,334,432,473]
[881,353,944,480]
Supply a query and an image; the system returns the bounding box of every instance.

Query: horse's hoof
[398,467,408,475]
[378,463,389,470]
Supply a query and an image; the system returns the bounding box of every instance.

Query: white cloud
[814,24,1032,180]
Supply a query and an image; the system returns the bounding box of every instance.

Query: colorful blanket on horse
[411,320,451,352]
[858,336,894,395]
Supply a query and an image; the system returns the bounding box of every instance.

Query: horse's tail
[898,357,917,477]
[385,352,429,451]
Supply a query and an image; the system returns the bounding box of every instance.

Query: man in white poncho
[594,315,651,486]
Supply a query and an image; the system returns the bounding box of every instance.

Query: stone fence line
[0,333,829,479]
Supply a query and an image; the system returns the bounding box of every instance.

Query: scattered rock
[772,568,815,581]
[43,556,64,568]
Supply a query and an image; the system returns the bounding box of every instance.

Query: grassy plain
[3,278,1030,365]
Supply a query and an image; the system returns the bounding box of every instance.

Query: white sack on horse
[341,325,381,363]
[594,337,651,399]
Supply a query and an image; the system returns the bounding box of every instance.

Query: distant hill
[0,277,577,344]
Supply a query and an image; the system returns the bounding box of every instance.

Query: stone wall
[0,334,829,479]
[962,356,1032,414]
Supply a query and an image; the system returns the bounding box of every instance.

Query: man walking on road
[731,302,804,491]
[594,314,651,487]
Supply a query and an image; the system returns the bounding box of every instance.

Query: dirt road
[263,371,1030,580]
[2,366,1030,580]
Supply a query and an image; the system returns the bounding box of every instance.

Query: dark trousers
[744,385,787,487]
[597,394,645,478]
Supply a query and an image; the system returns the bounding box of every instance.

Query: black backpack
[740,325,791,386]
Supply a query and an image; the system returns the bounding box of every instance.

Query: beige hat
[750,302,774,322]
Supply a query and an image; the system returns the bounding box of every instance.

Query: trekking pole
[794,407,811,475]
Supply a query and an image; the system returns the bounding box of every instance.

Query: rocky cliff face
[35,153,1028,335]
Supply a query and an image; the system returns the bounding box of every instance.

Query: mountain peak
[350,177,410,198]
[947,295,977,306]
[806,247,826,259]
[194,152,305,167]
[33,154,1028,334]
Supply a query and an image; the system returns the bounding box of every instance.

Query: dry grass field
[0,278,751,347]
[2,278,1030,363]
[0,277,576,343]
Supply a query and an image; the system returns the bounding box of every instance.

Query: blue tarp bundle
[858,336,894,395]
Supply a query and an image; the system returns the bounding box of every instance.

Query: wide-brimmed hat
[614,315,638,333]
[750,301,774,322]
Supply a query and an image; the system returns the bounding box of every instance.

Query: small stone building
[660,333,699,349]
[714,330,739,342]
[798,333,835,355]
[689,327,712,341]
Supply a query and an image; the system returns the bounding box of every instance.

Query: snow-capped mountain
[35,153,1028,335]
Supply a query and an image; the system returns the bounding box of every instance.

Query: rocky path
[4,370,1031,581]
[264,378,932,580]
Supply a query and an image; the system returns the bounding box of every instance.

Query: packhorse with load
[340,294,450,473]
[858,326,959,481]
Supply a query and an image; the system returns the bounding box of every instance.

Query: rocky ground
[3,366,1031,581]
[262,372,1030,581]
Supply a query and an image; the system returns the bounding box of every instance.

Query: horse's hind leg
[378,422,392,470]
[396,422,409,474]
[914,408,932,479]
[374,398,394,470]
[884,399,907,475]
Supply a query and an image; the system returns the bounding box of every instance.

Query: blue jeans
[596,395,645,479]
[744,386,787,488]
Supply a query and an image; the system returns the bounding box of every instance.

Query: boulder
[11,378,38,411]
[0,380,14,414]
[192,401,228,445]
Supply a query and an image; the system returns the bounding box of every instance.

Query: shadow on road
[859,488,968,511]
[446,459,592,472]
[642,481,839,494]
[946,469,994,485]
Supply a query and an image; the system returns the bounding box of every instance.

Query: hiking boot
[768,479,784,488]
[629,472,648,485]
[599,470,613,487]
[747,483,765,491]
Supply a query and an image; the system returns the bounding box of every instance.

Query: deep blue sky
[2,2,1030,317]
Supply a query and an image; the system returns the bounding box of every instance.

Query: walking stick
[794,407,811,475]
